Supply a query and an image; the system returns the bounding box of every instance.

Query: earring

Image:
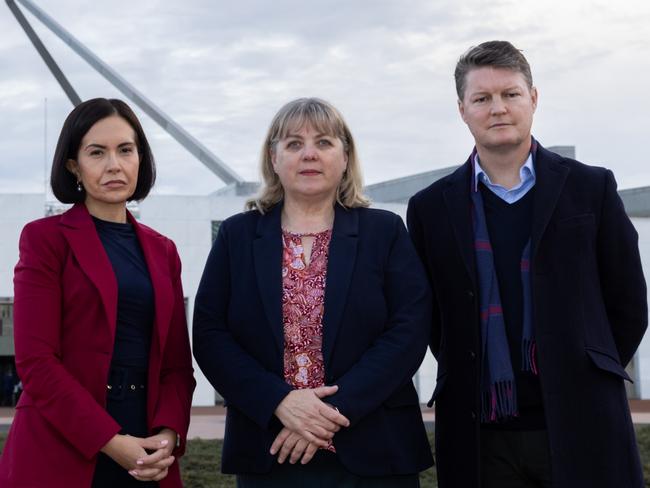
[76,180,83,192]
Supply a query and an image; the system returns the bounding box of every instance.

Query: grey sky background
[1,0,649,196]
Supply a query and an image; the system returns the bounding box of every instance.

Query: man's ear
[530,86,538,112]
[458,99,467,123]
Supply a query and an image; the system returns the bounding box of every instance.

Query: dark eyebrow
[84,143,106,151]
[84,141,135,151]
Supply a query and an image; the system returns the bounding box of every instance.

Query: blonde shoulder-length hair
[246,97,370,213]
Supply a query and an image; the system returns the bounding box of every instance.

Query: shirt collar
[473,152,535,193]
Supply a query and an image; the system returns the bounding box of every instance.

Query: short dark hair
[454,40,533,100]
[50,98,156,203]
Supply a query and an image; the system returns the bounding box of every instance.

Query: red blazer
[0,203,195,488]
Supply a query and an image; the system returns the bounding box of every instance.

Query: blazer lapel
[130,212,174,358]
[531,145,569,259]
[253,204,285,355]
[322,205,358,368]
[60,204,118,341]
[442,160,477,289]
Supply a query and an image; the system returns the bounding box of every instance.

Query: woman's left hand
[270,427,320,465]
[129,428,177,481]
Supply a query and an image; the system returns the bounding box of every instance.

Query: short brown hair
[246,97,369,213]
[50,98,156,203]
[454,40,533,100]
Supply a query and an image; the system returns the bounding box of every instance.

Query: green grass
[5,427,650,486]
[0,431,435,486]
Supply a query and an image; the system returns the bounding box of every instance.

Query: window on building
[0,299,13,338]
[211,220,222,244]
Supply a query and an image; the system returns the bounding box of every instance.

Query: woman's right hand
[274,385,350,446]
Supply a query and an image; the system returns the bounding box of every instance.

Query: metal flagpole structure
[7,0,245,186]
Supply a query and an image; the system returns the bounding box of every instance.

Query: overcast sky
[1,0,649,197]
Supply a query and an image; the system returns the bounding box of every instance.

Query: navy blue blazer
[408,143,647,488]
[193,203,433,476]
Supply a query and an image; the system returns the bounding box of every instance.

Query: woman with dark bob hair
[193,98,433,486]
[0,98,195,488]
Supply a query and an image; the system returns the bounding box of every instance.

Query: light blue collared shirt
[473,153,536,204]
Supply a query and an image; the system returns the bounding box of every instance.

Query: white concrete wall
[631,217,650,398]
[0,194,47,298]
[28,194,650,407]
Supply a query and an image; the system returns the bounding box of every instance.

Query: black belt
[106,366,147,401]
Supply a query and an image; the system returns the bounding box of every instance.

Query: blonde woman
[193,98,432,486]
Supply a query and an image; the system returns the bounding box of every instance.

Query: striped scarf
[471,144,538,423]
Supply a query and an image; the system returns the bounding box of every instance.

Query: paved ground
[3,401,650,439]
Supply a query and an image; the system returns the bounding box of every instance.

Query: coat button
[467,290,475,300]
[469,350,476,360]
[471,411,477,420]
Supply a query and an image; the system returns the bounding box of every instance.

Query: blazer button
[469,350,476,360]
[467,290,475,301]
[471,411,477,420]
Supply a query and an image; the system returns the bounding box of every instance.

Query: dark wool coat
[193,204,433,476]
[407,143,647,488]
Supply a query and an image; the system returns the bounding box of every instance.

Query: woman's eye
[121,146,134,154]
[318,139,333,147]
[287,141,301,149]
[90,150,103,156]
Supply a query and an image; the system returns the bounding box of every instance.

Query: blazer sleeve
[13,222,121,460]
[326,216,432,426]
[150,240,196,456]
[596,170,648,365]
[407,195,442,360]
[193,222,292,429]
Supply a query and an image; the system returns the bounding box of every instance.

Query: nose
[302,143,318,161]
[490,96,507,115]
[106,151,121,172]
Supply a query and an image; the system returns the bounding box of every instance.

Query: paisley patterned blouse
[281,229,331,390]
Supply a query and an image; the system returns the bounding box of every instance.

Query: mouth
[489,123,512,129]
[102,180,127,188]
[299,170,322,176]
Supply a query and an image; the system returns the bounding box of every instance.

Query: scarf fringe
[481,380,518,423]
[522,339,538,375]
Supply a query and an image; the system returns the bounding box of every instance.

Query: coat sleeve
[325,216,432,426]
[596,170,648,366]
[407,196,442,360]
[150,240,196,456]
[13,222,121,460]
[192,222,292,429]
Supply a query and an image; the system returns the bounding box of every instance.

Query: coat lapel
[442,160,477,289]
[531,145,569,259]
[253,204,285,355]
[130,212,175,358]
[60,203,118,341]
[322,205,358,368]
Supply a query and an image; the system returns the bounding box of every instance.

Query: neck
[281,195,335,233]
[85,200,128,223]
[476,139,532,190]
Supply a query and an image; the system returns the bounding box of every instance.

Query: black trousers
[480,429,552,488]
[237,450,420,488]
[92,367,157,488]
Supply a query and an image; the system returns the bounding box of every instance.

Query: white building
[2,154,650,405]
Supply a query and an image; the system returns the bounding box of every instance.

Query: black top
[479,185,546,430]
[93,217,154,370]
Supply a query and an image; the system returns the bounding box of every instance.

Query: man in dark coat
[407,40,647,488]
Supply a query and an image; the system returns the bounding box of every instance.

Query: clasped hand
[101,427,177,482]
[271,385,349,465]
